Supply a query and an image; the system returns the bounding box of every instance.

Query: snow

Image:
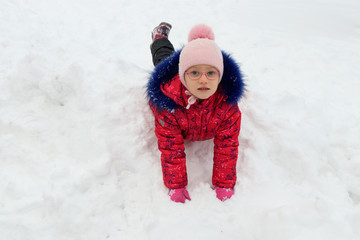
[1,0,360,239]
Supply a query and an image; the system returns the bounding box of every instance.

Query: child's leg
[151,38,174,66]
[150,22,174,66]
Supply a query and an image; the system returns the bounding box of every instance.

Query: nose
[199,74,208,84]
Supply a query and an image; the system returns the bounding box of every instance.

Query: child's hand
[168,188,191,203]
[214,187,234,201]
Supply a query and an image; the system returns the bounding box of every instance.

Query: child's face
[184,64,220,100]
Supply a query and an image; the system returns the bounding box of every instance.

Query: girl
[147,23,245,203]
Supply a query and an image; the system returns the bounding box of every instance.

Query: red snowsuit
[147,50,245,189]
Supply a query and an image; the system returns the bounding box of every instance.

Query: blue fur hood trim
[146,49,245,111]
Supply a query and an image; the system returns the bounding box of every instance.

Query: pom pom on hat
[179,24,224,88]
[188,24,215,41]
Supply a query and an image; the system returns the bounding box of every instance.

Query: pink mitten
[215,187,234,201]
[168,188,191,203]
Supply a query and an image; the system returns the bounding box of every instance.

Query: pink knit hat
[179,24,224,88]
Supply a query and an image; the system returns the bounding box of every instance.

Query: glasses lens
[206,71,218,80]
[189,71,200,79]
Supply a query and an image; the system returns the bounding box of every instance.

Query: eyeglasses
[184,70,219,80]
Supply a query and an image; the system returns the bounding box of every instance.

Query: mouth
[197,87,210,91]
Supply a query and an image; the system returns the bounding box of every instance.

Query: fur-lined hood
[147,49,245,111]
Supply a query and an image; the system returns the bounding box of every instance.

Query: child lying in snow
[147,23,245,203]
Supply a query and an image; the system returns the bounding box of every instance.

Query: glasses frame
[184,70,220,80]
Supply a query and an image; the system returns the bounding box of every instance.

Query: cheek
[211,81,220,89]
[184,75,197,87]
[184,74,191,85]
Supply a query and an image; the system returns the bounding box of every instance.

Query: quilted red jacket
[147,50,245,189]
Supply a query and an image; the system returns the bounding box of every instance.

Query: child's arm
[152,108,187,189]
[213,105,241,188]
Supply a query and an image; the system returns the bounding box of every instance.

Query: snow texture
[1,0,360,239]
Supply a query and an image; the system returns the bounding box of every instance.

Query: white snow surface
[1,0,360,239]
